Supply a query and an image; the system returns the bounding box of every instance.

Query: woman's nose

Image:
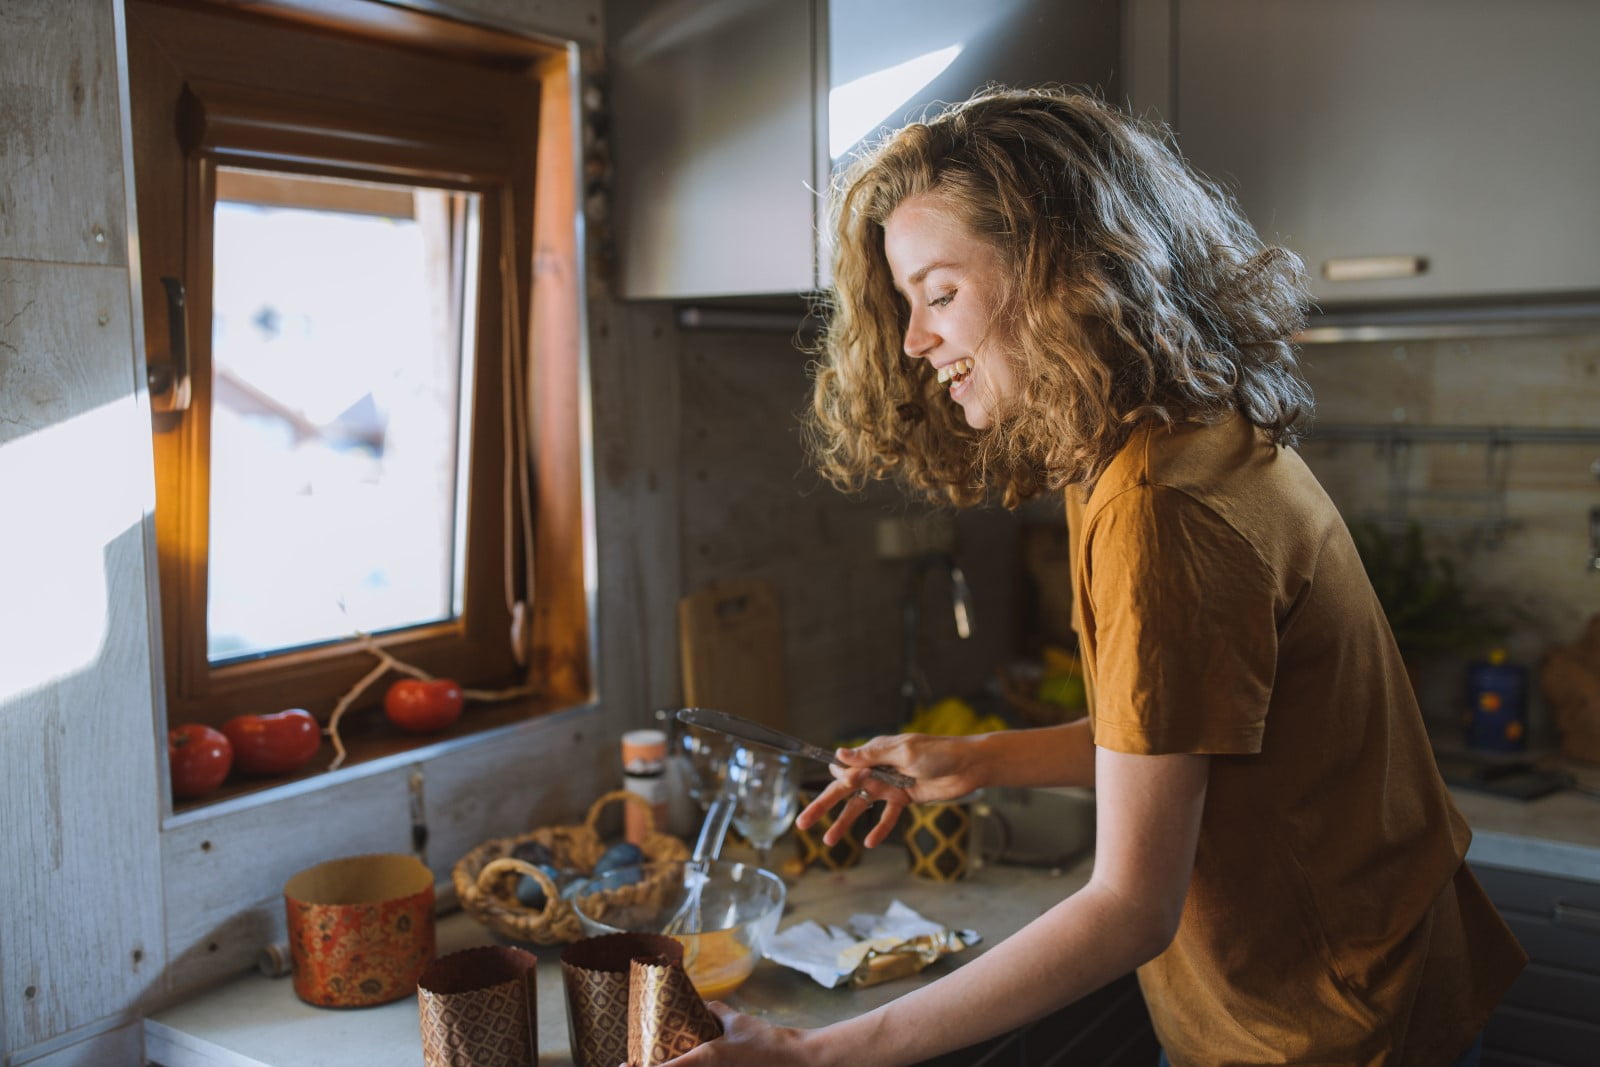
[904,311,936,359]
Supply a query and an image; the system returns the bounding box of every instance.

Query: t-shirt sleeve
[1080,485,1277,756]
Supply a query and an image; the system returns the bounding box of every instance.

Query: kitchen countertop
[1450,754,1600,882]
[145,768,1600,1067]
[145,845,1096,1067]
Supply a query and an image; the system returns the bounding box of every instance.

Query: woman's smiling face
[883,192,1018,430]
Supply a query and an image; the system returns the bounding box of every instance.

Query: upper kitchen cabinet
[1138,0,1600,308]
[608,0,1120,299]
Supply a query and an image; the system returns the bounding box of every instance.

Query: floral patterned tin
[284,852,436,1008]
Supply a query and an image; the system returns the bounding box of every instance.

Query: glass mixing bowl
[569,859,785,999]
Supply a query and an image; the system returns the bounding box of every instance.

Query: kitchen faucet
[900,552,974,719]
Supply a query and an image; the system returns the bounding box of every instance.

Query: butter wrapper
[847,928,979,989]
[766,902,980,989]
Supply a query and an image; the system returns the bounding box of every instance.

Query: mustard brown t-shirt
[1073,415,1525,1066]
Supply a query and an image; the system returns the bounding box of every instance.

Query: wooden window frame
[129,0,591,795]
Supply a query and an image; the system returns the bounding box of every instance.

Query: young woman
[671,87,1524,1067]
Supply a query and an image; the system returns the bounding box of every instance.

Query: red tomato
[168,724,233,799]
[383,678,465,734]
[222,708,322,776]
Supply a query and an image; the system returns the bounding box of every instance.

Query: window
[128,0,591,804]
[208,168,483,663]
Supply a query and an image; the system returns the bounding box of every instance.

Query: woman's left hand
[661,1002,817,1065]
[796,732,988,849]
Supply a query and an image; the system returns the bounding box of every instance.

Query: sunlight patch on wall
[829,44,963,159]
[0,397,152,705]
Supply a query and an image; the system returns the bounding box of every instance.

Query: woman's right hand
[794,732,991,848]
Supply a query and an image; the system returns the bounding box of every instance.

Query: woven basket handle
[478,857,562,913]
[583,787,659,837]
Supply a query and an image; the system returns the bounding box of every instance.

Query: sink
[975,786,1095,868]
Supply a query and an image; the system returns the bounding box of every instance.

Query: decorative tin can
[284,852,436,1008]
[905,802,973,882]
[1465,649,1528,754]
[792,782,865,873]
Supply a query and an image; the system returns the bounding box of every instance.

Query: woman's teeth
[936,358,974,389]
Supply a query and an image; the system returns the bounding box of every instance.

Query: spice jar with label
[621,729,668,845]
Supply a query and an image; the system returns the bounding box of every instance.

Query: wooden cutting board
[678,578,788,732]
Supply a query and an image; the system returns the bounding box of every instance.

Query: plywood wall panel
[1430,336,1600,426]
[0,261,139,435]
[588,298,683,725]
[680,328,1021,744]
[421,707,612,875]
[158,769,412,1001]
[1302,342,1436,425]
[0,0,127,267]
[0,264,163,1055]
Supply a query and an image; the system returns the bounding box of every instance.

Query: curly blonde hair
[805,87,1314,507]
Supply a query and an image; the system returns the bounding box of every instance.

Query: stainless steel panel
[1170,0,1600,306]
[610,0,1120,299]
[611,0,820,298]
[828,0,1121,167]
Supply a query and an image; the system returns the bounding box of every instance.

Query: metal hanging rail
[1308,424,1600,446]
[1304,423,1600,552]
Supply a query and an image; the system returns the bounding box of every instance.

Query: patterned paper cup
[628,953,722,1067]
[560,933,684,1067]
[284,853,436,1008]
[417,945,538,1067]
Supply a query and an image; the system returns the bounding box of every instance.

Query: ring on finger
[852,789,872,803]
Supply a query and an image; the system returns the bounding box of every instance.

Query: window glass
[207,168,481,663]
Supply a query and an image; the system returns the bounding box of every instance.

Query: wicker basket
[453,790,690,945]
[998,668,1088,728]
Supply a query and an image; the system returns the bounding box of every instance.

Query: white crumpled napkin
[765,900,949,988]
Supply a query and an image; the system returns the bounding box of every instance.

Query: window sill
[164,689,597,829]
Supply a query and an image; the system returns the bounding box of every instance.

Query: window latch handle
[148,276,192,414]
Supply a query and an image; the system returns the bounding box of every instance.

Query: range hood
[674,296,1600,343]
[1297,297,1600,344]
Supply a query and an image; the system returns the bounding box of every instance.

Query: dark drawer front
[1499,962,1600,1023]
[1476,865,1600,976]
[1482,1052,1575,1067]
[1476,863,1600,1066]
[1020,973,1155,1067]
[1475,865,1600,925]
[1498,912,1600,981]
[916,972,1157,1067]
[1483,1005,1600,1067]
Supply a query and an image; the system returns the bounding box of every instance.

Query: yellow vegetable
[1041,645,1081,676]
[900,697,1006,737]
[1037,673,1087,710]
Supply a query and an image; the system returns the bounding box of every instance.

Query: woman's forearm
[797,881,1167,1067]
[798,746,1206,1067]
[973,719,1096,789]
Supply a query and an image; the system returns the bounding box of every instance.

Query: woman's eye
[929,291,955,308]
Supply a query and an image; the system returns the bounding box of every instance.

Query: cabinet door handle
[1552,901,1600,933]
[1322,254,1429,282]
